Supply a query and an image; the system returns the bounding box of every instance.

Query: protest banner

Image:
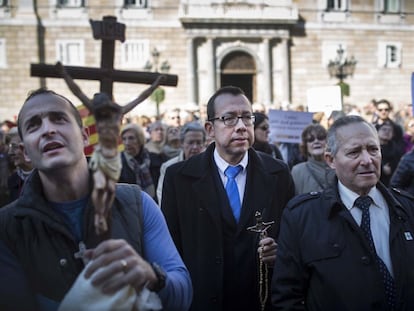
[268,109,314,144]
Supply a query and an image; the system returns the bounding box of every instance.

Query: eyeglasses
[306,135,326,143]
[209,115,255,127]
[378,108,390,112]
[257,125,269,131]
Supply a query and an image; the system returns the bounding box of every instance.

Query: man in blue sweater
[0,88,192,311]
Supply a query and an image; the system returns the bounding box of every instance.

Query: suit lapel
[185,144,230,233]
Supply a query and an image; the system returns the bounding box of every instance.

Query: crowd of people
[1,87,414,311]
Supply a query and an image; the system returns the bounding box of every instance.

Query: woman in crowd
[119,123,155,199]
[252,112,283,160]
[291,124,333,195]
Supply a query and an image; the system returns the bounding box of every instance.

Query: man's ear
[325,152,335,169]
[22,144,31,163]
[204,121,214,140]
[82,127,89,147]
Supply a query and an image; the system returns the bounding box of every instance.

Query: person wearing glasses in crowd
[157,121,206,204]
[372,99,404,154]
[290,124,334,195]
[252,112,283,161]
[161,86,294,311]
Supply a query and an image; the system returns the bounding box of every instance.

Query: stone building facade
[0,0,413,120]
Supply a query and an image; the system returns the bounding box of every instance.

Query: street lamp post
[145,47,170,119]
[327,45,357,104]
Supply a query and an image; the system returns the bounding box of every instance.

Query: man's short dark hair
[375,99,392,110]
[206,86,246,120]
[18,88,83,139]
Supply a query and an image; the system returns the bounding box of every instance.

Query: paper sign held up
[268,110,314,144]
[306,85,342,115]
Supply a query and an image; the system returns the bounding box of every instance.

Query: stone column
[263,37,272,105]
[187,37,197,106]
[281,37,290,105]
[206,36,215,95]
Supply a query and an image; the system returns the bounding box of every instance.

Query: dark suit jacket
[161,143,294,311]
[272,182,414,310]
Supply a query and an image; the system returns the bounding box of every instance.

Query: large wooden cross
[31,15,178,100]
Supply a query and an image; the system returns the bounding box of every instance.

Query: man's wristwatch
[150,262,166,292]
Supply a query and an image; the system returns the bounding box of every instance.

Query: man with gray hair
[157,121,206,204]
[272,115,414,310]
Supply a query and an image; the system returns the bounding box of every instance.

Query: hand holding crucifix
[247,211,277,311]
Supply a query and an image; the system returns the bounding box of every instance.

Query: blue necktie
[354,196,396,309]
[225,165,242,222]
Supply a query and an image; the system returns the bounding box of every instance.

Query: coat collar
[324,178,409,222]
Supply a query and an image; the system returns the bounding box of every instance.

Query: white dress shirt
[214,148,248,205]
[338,181,393,276]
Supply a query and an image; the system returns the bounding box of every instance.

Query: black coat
[390,149,414,196]
[161,143,294,311]
[272,182,414,310]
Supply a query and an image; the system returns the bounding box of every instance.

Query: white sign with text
[268,110,314,144]
[306,85,342,114]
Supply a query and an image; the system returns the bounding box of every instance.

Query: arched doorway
[220,51,256,103]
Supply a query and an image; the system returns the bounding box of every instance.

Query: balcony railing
[179,1,298,24]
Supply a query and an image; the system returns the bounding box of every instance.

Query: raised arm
[55,62,93,111]
[122,75,166,114]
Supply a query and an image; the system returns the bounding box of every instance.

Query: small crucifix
[247,211,275,239]
[247,211,275,311]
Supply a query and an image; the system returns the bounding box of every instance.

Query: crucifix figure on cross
[31,16,178,236]
[57,61,164,235]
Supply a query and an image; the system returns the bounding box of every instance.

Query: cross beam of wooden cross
[30,15,178,99]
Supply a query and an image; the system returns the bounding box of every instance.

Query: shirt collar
[338,180,381,211]
[213,148,248,175]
